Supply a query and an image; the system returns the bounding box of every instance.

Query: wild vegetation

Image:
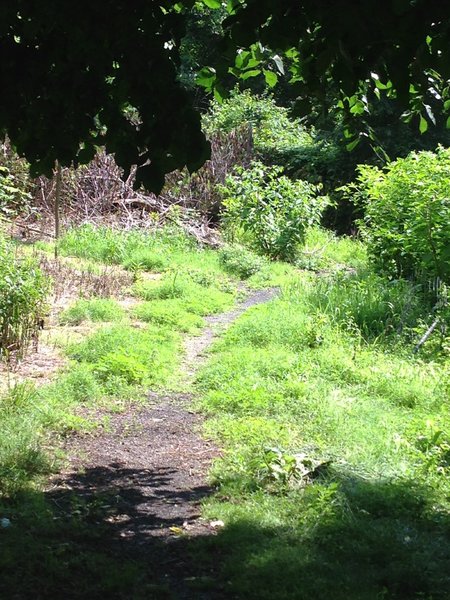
[0,21,450,596]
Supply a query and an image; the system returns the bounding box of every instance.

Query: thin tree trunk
[54,161,62,258]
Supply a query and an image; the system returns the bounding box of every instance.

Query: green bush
[219,245,265,278]
[203,89,313,153]
[0,239,49,361]
[349,147,450,283]
[94,352,147,385]
[221,162,329,261]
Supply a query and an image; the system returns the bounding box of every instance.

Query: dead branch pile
[26,126,253,245]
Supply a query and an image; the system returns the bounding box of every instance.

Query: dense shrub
[0,238,49,361]
[221,162,328,261]
[204,89,313,154]
[219,245,265,278]
[349,148,450,284]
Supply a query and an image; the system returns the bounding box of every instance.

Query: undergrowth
[196,264,450,599]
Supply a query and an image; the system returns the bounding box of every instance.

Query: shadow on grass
[0,464,224,600]
[1,471,449,599]
[206,475,450,600]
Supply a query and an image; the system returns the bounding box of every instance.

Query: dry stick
[54,161,62,259]
[0,214,55,238]
[413,319,439,353]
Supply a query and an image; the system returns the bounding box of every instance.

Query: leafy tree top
[1,1,449,191]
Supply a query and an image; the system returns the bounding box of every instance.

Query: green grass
[296,226,368,272]
[133,274,235,315]
[134,299,204,332]
[195,270,450,599]
[66,322,182,389]
[59,298,125,325]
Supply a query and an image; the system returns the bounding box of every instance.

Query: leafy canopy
[1,1,450,190]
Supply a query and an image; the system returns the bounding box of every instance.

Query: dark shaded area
[206,474,450,600]
[2,468,450,599]
[0,464,225,600]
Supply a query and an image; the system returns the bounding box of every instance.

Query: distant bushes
[204,89,313,154]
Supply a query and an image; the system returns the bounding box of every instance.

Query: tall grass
[196,268,450,599]
[0,237,49,361]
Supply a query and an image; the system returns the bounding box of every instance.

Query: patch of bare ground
[47,288,278,598]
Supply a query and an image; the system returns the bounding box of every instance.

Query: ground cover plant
[59,298,125,325]
[195,243,450,599]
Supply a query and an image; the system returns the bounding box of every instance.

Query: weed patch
[59,298,125,325]
[197,266,450,599]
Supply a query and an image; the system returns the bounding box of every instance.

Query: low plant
[134,300,204,332]
[122,249,168,273]
[0,238,49,361]
[219,245,265,279]
[94,352,148,385]
[134,275,234,315]
[66,323,181,388]
[291,271,426,342]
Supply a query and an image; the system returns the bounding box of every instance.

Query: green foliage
[197,266,450,599]
[67,323,181,388]
[134,300,204,332]
[133,274,234,315]
[59,298,125,326]
[219,245,265,278]
[291,271,425,342]
[94,352,148,385]
[297,227,367,272]
[0,238,49,361]
[58,224,195,266]
[204,90,313,153]
[122,249,169,273]
[0,165,31,216]
[349,147,450,283]
[221,162,328,261]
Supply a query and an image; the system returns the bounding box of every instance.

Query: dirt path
[49,287,278,598]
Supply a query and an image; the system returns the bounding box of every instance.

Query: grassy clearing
[196,255,450,599]
[59,298,126,325]
[1,224,254,598]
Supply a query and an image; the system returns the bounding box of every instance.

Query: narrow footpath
[49,288,278,599]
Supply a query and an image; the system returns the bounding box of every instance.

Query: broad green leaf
[264,70,278,87]
[419,114,428,133]
[346,138,360,151]
[241,69,261,80]
[201,0,222,8]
